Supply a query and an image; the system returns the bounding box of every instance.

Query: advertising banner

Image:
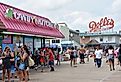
[2,44,14,52]
[2,35,12,44]
[25,37,33,54]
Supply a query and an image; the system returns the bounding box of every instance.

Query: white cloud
[1,0,120,32]
[60,11,95,32]
[108,0,121,31]
[12,0,73,11]
[112,0,121,13]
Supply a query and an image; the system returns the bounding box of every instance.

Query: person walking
[10,51,16,82]
[118,44,121,69]
[69,47,74,67]
[64,47,73,66]
[107,45,115,71]
[19,45,29,82]
[95,46,103,68]
[40,49,45,72]
[15,46,23,82]
[1,46,11,82]
[79,48,85,64]
[48,48,55,71]
[72,47,78,66]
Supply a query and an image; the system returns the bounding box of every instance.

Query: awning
[0,3,64,38]
[87,39,99,45]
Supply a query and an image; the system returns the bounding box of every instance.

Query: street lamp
[82,36,85,48]
[70,33,74,47]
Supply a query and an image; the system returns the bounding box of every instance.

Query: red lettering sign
[89,17,114,32]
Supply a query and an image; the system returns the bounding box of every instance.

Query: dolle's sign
[5,8,52,27]
[89,17,114,32]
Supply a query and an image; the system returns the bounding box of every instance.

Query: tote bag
[28,56,35,67]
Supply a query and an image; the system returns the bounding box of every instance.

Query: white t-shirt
[95,49,102,59]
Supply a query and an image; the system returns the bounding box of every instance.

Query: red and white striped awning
[0,3,64,38]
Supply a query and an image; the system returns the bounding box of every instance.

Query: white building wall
[115,36,120,44]
[58,23,69,41]
[90,36,117,44]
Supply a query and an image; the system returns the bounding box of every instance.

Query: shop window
[108,36,112,41]
[25,37,33,54]
[56,40,60,43]
[100,37,103,42]
[36,38,41,42]
[52,40,56,43]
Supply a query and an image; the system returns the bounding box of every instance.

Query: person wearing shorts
[79,48,85,64]
[108,46,115,71]
[118,44,121,67]
[1,47,11,82]
[48,49,55,71]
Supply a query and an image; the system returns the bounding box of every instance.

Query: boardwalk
[3,58,121,82]
[29,58,121,82]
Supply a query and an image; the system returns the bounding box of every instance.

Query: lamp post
[70,33,74,47]
[82,36,85,48]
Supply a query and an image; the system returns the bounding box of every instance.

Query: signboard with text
[89,17,114,32]
[5,8,53,28]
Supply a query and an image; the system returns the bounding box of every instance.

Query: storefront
[0,3,64,54]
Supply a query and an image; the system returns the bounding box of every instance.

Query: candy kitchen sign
[89,17,114,32]
[5,8,52,27]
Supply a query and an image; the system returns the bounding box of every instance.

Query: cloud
[1,0,120,32]
[108,0,121,31]
[112,0,121,13]
[59,11,95,32]
[0,0,73,20]
[11,0,73,11]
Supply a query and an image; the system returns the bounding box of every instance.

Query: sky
[0,0,121,32]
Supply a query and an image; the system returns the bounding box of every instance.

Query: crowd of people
[0,44,121,82]
[0,45,57,82]
[94,45,121,71]
[63,44,121,71]
[33,47,57,72]
[0,45,30,82]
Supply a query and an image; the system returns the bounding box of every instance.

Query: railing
[80,32,120,36]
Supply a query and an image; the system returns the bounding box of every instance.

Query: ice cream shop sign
[5,8,52,27]
[89,17,114,32]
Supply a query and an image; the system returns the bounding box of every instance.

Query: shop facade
[0,3,64,54]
